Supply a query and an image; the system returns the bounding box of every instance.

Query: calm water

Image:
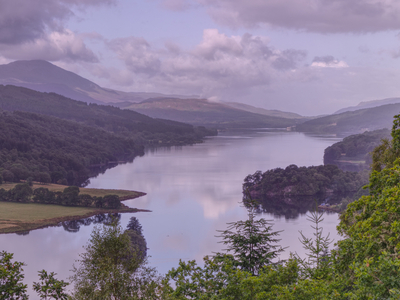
[0,129,342,296]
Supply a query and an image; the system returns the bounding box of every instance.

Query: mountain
[0,60,306,128]
[223,102,305,119]
[296,103,400,135]
[0,60,197,104]
[122,97,303,128]
[334,97,400,114]
[0,85,216,146]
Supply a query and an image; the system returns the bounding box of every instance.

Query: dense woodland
[243,164,369,198]
[0,85,216,186]
[324,128,391,167]
[0,110,145,186]
[0,85,216,146]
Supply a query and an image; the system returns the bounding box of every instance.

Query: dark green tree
[216,203,284,275]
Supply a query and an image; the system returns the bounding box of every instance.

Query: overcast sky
[2,0,400,115]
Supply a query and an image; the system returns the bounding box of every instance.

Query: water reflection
[246,194,351,219]
[59,213,121,233]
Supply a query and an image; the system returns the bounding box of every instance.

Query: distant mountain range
[0,60,306,128]
[296,103,400,135]
[0,60,198,104]
[120,98,307,128]
[334,97,400,114]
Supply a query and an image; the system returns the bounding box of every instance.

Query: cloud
[311,56,349,68]
[164,0,400,33]
[0,0,113,62]
[0,0,115,44]
[107,29,307,95]
[0,30,98,63]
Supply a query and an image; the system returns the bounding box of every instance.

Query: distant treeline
[0,183,122,209]
[0,85,217,146]
[324,129,391,167]
[243,164,369,198]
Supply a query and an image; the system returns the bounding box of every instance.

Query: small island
[0,182,146,234]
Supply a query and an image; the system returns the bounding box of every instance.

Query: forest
[0,85,217,186]
[0,84,217,146]
[324,128,391,167]
[242,164,369,198]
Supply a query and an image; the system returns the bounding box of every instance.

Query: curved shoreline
[0,190,148,234]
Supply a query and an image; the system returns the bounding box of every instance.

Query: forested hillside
[324,129,391,170]
[0,110,144,186]
[0,85,216,146]
[296,103,400,134]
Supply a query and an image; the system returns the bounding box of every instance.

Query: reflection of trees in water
[60,213,121,233]
[244,193,356,220]
[126,217,147,259]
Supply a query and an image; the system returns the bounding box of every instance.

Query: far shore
[0,182,148,234]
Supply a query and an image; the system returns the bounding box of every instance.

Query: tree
[216,203,284,276]
[295,207,333,279]
[62,186,80,206]
[70,220,160,299]
[33,270,69,300]
[0,251,28,299]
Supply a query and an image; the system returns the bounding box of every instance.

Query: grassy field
[0,202,143,234]
[0,182,144,200]
[0,183,146,234]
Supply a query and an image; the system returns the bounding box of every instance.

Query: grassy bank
[0,182,145,200]
[0,183,147,234]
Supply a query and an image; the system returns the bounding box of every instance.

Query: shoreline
[0,189,148,234]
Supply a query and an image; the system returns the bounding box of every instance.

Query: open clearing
[0,183,146,234]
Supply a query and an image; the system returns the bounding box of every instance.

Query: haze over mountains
[0,60,197,105]
[0,60,307,128]
[2,59,400,132]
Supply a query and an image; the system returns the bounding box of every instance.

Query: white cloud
[0,30,98,62]
[107,29,307,96]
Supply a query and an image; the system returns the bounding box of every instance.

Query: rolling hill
[296,103,400,134]
[334,97,400,114]
[0,60,197,104]
[123,97,303,128]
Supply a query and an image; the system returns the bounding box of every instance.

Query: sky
[2,0,400,115]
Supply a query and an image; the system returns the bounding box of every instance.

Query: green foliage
[70,220,160,299]
[0,251,28,300]
[33,270,69,300]
[243,164,368,198]
[323,128,390,167]
[216,204,284,275]
[295,208,333,280]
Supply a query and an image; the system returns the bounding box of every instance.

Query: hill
[124,97,302,128]
[0,60,196,104]
[0,110,144,186]
[296,103,400,135]
[223,102,306,119]
[0,85,215,146]
[334,97,400,114]
[323,129,391,171]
